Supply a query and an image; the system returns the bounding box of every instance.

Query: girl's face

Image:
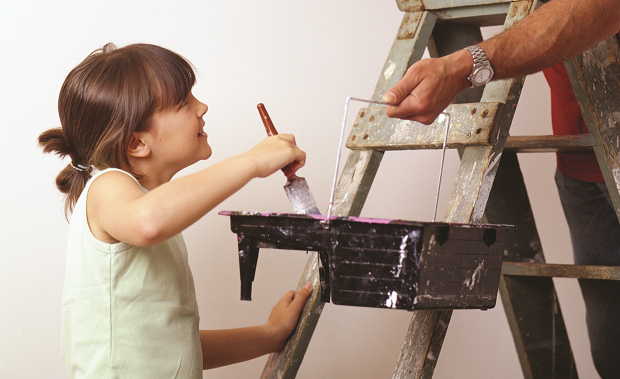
[147,92,211,174]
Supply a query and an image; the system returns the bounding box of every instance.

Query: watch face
[474,68,492,84]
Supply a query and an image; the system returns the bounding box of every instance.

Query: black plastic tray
[220,211,513,311]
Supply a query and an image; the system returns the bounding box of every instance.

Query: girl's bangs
[147,47,197,111]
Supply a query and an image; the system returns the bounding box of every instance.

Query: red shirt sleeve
[542,62,604,182]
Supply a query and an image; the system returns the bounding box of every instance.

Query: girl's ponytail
[38,127,91,217]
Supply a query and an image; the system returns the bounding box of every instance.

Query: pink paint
[348,216,393,224]
[307,214,395,224]
[308,214,331,221]
[218,211,276,217]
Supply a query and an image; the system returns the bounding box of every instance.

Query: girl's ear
[128,132,151,158]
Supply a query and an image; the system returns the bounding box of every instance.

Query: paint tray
[220,99,513,310]
[219,211,513,310]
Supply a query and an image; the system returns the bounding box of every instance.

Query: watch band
[466,45,494,87]
[467,45,489,67]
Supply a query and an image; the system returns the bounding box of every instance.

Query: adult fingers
[384,84,442,125]
[382,64,423,106]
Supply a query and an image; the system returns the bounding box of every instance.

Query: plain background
[0,1,599,378]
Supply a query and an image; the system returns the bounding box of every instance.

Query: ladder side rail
[444,0,536,224]
[564,34,620,221]
[260,253,324,379]
[393,20,485,379]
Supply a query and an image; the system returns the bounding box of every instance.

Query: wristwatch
[466,45,494,87]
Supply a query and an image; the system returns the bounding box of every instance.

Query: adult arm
[383,0,620,123]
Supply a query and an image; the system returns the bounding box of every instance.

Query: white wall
[0,1,596,378]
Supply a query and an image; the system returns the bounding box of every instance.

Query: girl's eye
[180,100,187,107]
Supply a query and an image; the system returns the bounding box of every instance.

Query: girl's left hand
[264,283,314,352]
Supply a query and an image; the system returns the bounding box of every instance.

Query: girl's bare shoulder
[86,170,145,244]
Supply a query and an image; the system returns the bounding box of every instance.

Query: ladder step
[346,101,594,152]
[504,134,594,153]
[346,102,500,150]
[502,261,620,280]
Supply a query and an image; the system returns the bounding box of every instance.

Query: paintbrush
[257,103,321,215]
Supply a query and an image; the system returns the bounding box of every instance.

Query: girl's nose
[198,101,208,118]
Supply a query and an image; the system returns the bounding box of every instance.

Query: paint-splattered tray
[219,211,514,311]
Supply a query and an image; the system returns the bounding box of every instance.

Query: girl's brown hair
[38,43,196,216]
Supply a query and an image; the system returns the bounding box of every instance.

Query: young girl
[38,43,313,378]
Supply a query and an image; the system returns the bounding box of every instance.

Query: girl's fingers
[288,283,313,313]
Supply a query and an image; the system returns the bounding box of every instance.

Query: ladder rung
[502,261,620,280]
[504,134,594,153]
[398,0,513,13]
[346,102,500,150]
[346,101,595,152]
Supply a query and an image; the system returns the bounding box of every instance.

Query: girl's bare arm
[88,134,305,247]
[200,284,313,370]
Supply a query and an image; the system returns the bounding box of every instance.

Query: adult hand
[382,50,472,124]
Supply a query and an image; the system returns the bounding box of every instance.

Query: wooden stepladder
[260,1,620,378]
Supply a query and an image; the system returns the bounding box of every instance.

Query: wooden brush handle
[257,103,292,174]
[257,103,278,136]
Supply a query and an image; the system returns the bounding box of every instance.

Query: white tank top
[61,168,202,378]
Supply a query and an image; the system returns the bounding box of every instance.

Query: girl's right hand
[245,134,306,179]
